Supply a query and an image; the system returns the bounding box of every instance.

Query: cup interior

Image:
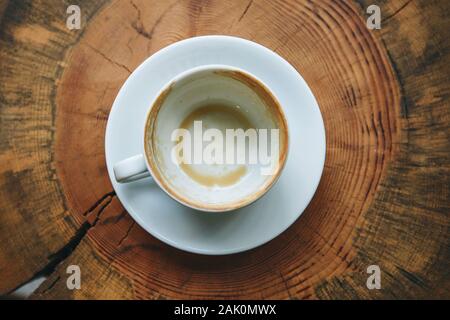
[145,65,288,212]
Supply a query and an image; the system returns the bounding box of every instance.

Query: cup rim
[143,64,289,212]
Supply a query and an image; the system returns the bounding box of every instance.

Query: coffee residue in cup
[177,103,251,187]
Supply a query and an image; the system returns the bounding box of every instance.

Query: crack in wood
[5,191,117,296]
[5,221,90,296]
[238,0,253,22]
[86,193,115,226]
[130,0,152,40]
[39,275,61,295]
[382,0,413,23]
[117,221,136,246]
[83,190,115,216]
[84,43,132,74]
[129,0,177,43]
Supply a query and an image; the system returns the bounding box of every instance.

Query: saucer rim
[105,35,326,255]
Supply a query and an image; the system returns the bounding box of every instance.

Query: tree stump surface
[0,0,448,299]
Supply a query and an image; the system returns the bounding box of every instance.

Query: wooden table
[0,0,448,299]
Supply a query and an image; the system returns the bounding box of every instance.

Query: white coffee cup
[113,65,288,212]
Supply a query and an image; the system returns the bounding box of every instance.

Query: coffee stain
[214,69,289,163]
[179,163,247,187]
[179,104,252,130]
[178,103,251,187]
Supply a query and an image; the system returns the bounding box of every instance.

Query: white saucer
[105,36,325,255]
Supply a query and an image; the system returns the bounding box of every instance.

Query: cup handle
[113,154,152,183]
